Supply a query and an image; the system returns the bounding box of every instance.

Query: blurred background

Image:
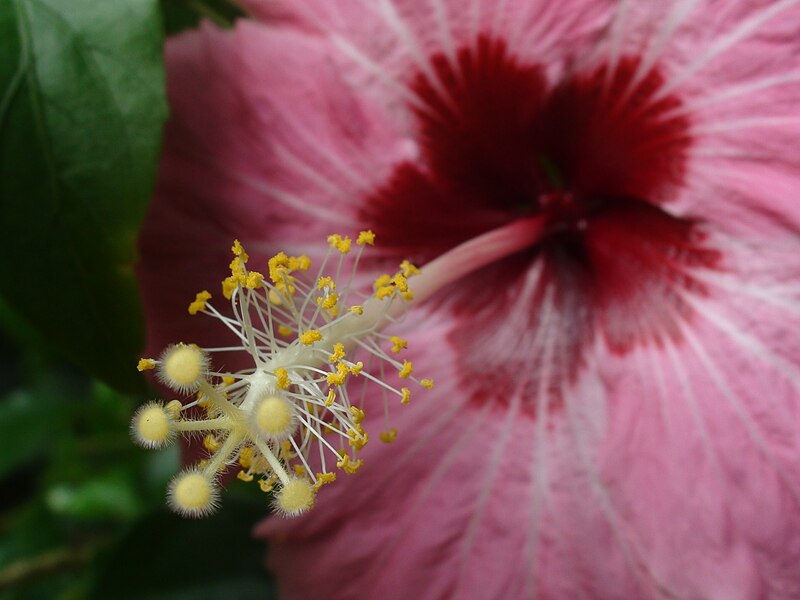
[0,1,278,597]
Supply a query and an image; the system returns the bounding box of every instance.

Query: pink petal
[138,1,800,598]
[258,240,800,598]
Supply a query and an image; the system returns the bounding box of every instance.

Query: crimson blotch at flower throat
[365,36,721,411]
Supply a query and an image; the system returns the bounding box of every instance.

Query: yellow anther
[421,378,434,389]
[389,336,408,353]
[237,470,254,482]
[318,293,339,313]
[246,271,264,288]
[325,389,336,407]
[399,360,413,379]
[274,367,290,390]
[374,274,392,289]
[268,289,283,306]
[349,361,363,375]
[222,275,238,300]
[137,358,156,372]
[400,387,411,405]
[268,252,290,283]
[401,290,414,301]
[203,434,220,452]
[349,305,364,315]
[328,343,346,363]
[294,464,307,476]
[348,427,369,451]
[357,230,375,246]
[188,290,212,315]
[392,273,409,293]
[221,374,236,386]
[313,472,336,490]
[299,330,323,345]
[375,286,395,300]
[277,325,293,337]
[336,453,363,474]
[349,406,365,424]
[317,276,335,290]
[327,233,352,254]
[259,479,275,493]
[400,260,421,277]
[380,428,398,444]
[231,240,249,261]
[326,362,349,386]
[239,447,255,469]
[228,255,246,283]
[288,255,311,271]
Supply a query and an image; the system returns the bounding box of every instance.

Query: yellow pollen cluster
[137,358,156,372]
[132,235,433,519]
[380,428,398,444]
[274,367,291,390]
[313,472,336,490]
[317,276,335,290]
[398,360,413,379]
[328,343,346,362]
[222,240,264,299]
[299,329,323,345]
[390,336,408,353]
[188,290,212,315]
[356,230,375,246]
[317,292,339,317]
[267,251,311,299]
[373,268,415,301]
[326,362,350,386]
[327,233,352,254]
[336,452,363,474]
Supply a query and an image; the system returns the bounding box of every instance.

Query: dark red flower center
[361,36,720,410]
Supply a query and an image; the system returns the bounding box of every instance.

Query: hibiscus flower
[138,0,800,598]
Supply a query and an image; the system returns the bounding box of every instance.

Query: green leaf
[160,0,244,34]
[0,0,167,392]
[0,390,58,479]
[89,504,278,600]
[45,469,142,521]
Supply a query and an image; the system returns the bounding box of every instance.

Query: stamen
[134,221,545,518]
[133,234,433,518]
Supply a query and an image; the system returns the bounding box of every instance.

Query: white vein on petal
[522,285,559,599]
[677,318,800,504]
[562,348,675,598]
[655,0,800,100]
[630,0,700,91]
[429,0,456,62]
